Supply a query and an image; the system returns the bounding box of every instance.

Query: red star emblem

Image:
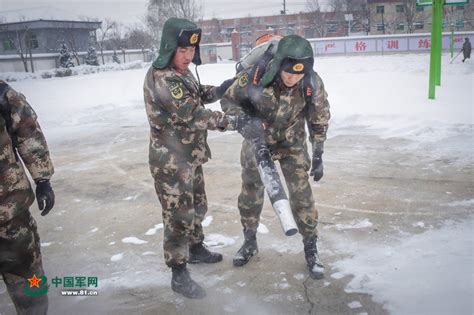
[27,274,42,288]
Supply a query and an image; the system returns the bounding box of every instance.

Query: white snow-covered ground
[5,53,474,314]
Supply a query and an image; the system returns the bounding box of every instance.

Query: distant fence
[0,49,155,73]
[0,44,235,73]
[309,31,474,55]
[2,31,473,73]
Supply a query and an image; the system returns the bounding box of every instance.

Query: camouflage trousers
[151,164,208,267]
[238,140,318,237]
[0,211,47,315]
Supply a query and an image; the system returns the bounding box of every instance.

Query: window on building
[456,5,464,10]
[396,5,404,13]
[416,6,424,12]
[326,22,339,33]
[25,32,38,49]
[377,24,385,31]
[455,20,465,28]
[304,28,315,38]
[376,6,384,14]
[415,21,424,29]
[2,38,15,51]
[397,23,405,31]
[89,30,97,46]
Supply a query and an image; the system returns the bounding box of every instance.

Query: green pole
[435,0,443,86]
[429,0,438,99]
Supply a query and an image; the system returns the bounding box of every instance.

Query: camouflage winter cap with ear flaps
[153,17,202,69]
[261,35,314,87]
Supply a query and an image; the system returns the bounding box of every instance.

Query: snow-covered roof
[0,7,99,24]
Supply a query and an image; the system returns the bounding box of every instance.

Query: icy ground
[0,53,472,314]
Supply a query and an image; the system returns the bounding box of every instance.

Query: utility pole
[281,0,286,14]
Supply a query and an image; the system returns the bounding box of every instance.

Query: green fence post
[435,0,443,86]
[428,0,438,99]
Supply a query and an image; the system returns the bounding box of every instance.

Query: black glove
[310,143,324,182]
[35,179,55,216]
[234,114,265,139]
[216,77,236,98]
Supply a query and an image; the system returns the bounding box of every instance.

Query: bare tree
[401,0,428,33]
[0,21,33,72]
[124,24,154,49]
[327,0,347,12]
[97,19,117,64]
[305,0,328,37]
[444,1,474,31]
[13,29,30,72]
[306,0,321,12]
[60,28,81,65]
[109,23,128,50]
[326,0,370,34]
[146,0,203,45]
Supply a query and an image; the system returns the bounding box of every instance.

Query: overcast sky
[0,0,313,25]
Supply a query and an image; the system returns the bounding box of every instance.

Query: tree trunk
[21,54,29,72]
[28,47,35,73]
[100,46,105,65]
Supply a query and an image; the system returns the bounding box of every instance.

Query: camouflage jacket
[221,68,330,156]
[0,81,54,224]
[144,65,228,169]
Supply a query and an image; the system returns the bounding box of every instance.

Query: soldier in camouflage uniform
[0,81,55,314]
[221,35,331,279]
[143,18,237,299]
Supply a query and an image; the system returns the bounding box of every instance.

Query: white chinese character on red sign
[387,40,399,49]
[355,41,366,51]
[418,39,430,48]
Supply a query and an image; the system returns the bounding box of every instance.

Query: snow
[331,218,474,315]
[204,233,236,248]
[445,199,474,207]
[334,219,373,230]
[110,253,124,262]
[121,237,148,245]
[293,273,305,281]
[145,223,163,236]
[257,223,269,234]
[412,221,426,228]
[2,52,472,313]
[0,61,146,83]
[202,215,213,227]
[348,301,363,309]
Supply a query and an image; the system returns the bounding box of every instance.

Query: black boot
[171,264,206,299]
[189,242,223,264]
[303,235,325,279]
[233,229,258,267]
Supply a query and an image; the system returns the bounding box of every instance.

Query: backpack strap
[303,72,316,107]
[248,43,275,106]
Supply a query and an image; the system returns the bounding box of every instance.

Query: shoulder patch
[169,81,184,100]
[238,72,249,87]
